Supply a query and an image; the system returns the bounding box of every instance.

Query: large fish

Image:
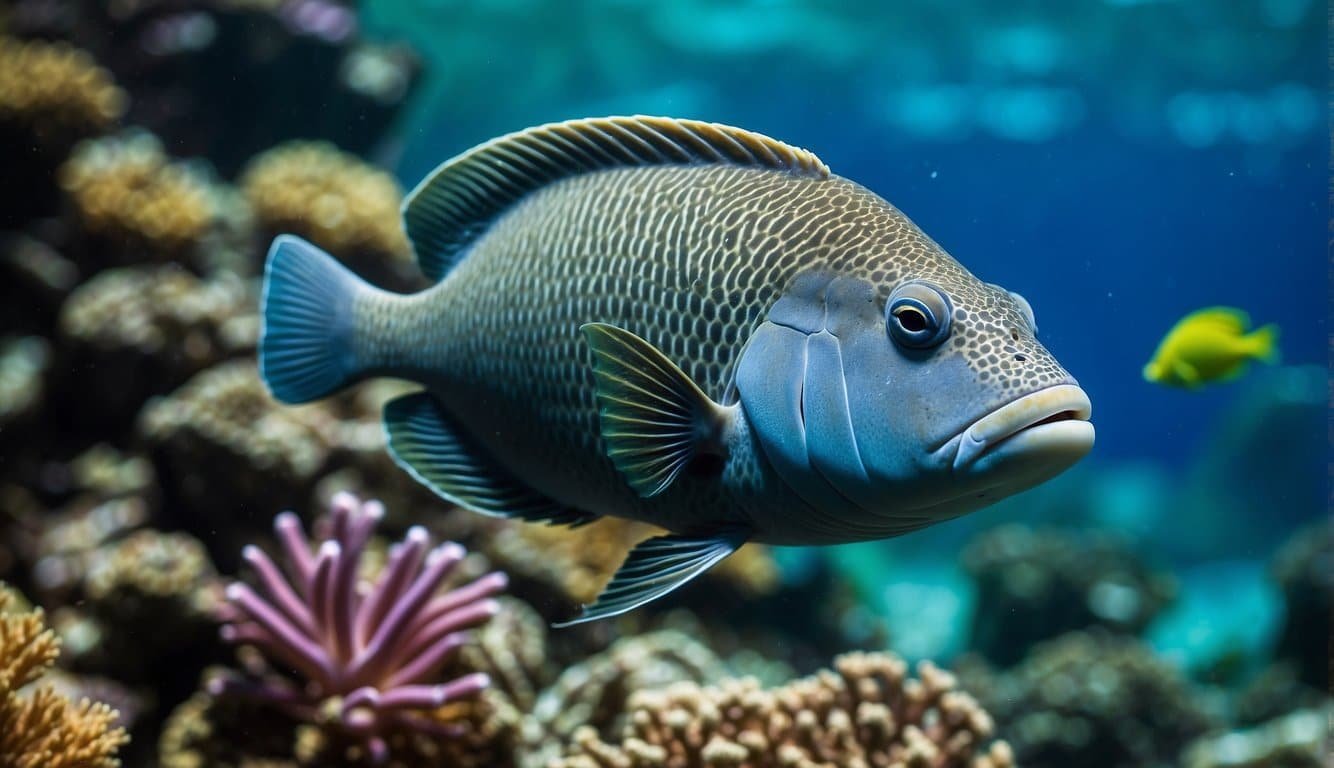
[260,116,1094,624]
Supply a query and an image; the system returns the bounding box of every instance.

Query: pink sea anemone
[212,492,507,763]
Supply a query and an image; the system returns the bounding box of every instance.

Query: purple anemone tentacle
[217,493,503,763]
[242,544,317,636]
[386,632,469,689]
[393,600,500,684]
[405,571,509,639]
[349,542,464,685]
[225,582,334,686]
[273,511,316,590]
[354,527,428,647]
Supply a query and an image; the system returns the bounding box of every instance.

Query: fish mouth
[952,384,1094,472]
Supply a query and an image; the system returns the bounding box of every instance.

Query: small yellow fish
[1143,307,1278,388]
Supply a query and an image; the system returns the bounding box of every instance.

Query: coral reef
[6,1,419,174]
[1181,706,1332,768]
[958,629,1217,768]
[0,35,126,225]
[0,36,125,145]
[0,337,49,451]
[240,141,416,288]
[1269,520,1332,691]
[57,132,227,267]
[77,530,222,689]
[0,582,129,768]
[211,492,508,764]
[56,265,255,435]
[527,629,727,765]
[0,234,81,335]
[137,361,335,565]
[552,650,1013,768]
[962,525,1177,665]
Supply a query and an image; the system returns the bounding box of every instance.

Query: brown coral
[958,629,1214,768]
[530,629,727,764]
[0,583,128,768]
[240,141,414,287]
[58,131,222,264]
[138,361,337,563]
[0,36,125,147]
[554,649,1012,768]
[55,263,256,433]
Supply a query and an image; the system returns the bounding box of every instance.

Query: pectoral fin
[581,322,733,497]
[383,392,594,526]
[553,528,748,627]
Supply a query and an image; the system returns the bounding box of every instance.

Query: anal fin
[384,392,593,526]
[553,528,748,627]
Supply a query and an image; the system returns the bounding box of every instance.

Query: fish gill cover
[0,1,1326,767]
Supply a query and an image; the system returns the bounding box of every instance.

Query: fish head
[735,269,1093,535]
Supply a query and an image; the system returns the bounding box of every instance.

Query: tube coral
[212,492,508,764]
[0,583,129,768]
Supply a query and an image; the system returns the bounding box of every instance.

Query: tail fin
[1246,323,1280,364]
[260,235,367,403]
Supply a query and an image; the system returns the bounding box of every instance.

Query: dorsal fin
[401,116,831,282]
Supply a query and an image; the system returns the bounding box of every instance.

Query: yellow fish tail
[1244,323,1280,364]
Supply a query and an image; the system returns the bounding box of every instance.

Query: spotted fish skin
[352,161,1068,539]
[260,116,1094,622]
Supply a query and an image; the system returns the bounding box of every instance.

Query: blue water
[379,4,1326,472]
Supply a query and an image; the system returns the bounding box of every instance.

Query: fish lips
[948,384,1094,476]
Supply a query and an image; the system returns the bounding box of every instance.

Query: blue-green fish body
[261,116,1094,623]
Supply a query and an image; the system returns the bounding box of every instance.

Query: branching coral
[239,141,414,286]
[0,583,128,768]
[554,650,1012,768]
[58,131,222,263]
[528,629,727,765]
[212,492,508,764]
[0,36,125,147]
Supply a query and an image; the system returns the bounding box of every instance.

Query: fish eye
[1009,291,1037,335]
[886,281,952,349]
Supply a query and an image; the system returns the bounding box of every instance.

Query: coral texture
[57,265,255,432]
[960,629,1215,768]
[138,361,334,564]
[240,141,413,285]
[213,492,508,764]
[0,583,128,768]
[553,650,1013,768]
[1182,706,1332,768]
[962,525,1176,665]
[58,132,221,263]
[0,36,125,146]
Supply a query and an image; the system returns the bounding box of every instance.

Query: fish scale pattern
[357,153,1070,530]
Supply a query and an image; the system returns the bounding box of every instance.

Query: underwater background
[0,1,1327,767]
